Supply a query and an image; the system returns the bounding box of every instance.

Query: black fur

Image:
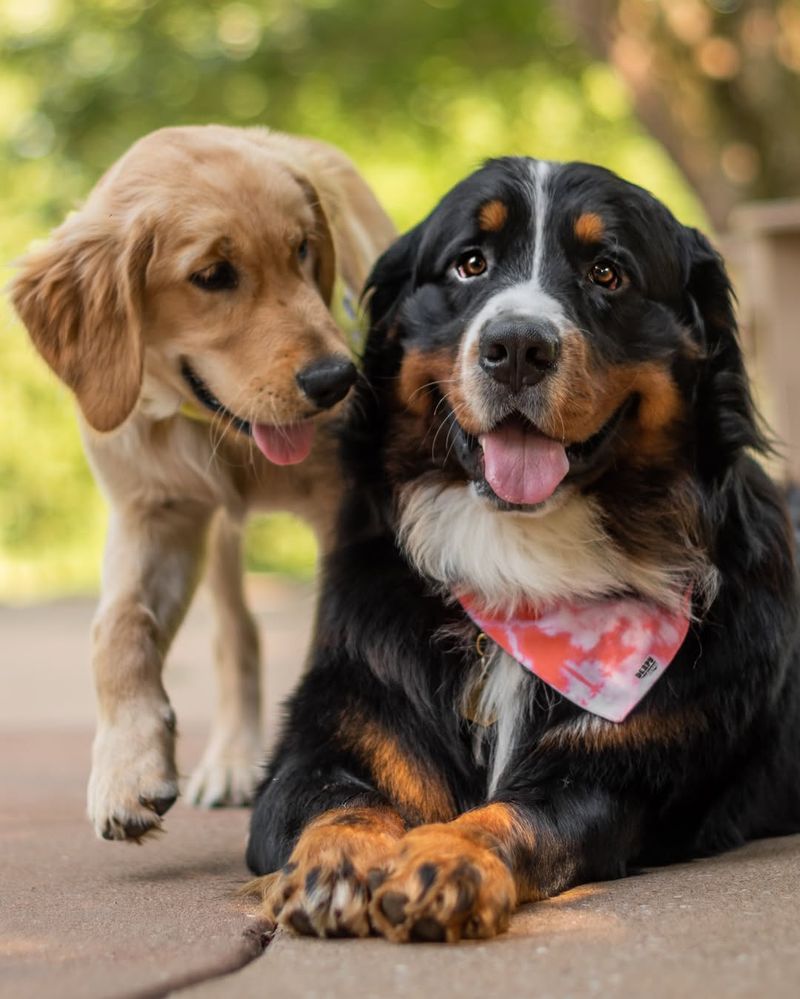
[248,159,800,913]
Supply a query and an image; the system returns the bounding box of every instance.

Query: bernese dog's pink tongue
[480,422,569,506]
[252,422,315,465]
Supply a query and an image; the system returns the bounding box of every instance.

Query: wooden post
[725,201,800,484]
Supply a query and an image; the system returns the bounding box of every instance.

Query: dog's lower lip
[180,359,252,435]
[562,398,633,469]
[473,403,630,471]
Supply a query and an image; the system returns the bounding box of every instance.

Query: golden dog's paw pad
[369,827,516,943]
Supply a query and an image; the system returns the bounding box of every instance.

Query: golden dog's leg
[186,510,262,807]
[88,500,213,841]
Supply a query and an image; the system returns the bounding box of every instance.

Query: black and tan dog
[245,158,800,942]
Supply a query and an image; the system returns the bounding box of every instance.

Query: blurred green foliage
[0,0,703,600]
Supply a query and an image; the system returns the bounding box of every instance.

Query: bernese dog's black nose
[296,355,357,409]
[478,317,560,392]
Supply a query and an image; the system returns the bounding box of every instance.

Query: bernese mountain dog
[246,158,800,943]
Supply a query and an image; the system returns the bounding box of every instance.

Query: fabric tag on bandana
[458,592,691,723]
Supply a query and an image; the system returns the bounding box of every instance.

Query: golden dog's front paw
[185,726,262,808]
[369,824,516,943]
[245,808,404,938]
[87,707,178,842]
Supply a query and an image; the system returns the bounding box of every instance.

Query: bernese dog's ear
[364,221,426,334]
[683,228,737,353]
[683,228,771,475]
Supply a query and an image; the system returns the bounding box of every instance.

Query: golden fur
[10,124,395,841]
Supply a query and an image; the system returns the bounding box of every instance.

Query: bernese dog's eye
[189,261,239,292]
[455,250,488,280]
[588,260,622,291]
[297,238,309,262]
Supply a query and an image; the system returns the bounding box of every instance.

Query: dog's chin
[442,398,632,514]
[471,477,574,516]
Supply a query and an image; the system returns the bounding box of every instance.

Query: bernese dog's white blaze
[529,159,552,290]
[458,160,566,428]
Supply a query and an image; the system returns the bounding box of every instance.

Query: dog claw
[100,812,163,843]
[139,793,177,816]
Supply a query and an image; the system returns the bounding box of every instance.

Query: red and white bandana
[458,591,692,723]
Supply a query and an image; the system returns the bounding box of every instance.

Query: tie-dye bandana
[458,592,692,723]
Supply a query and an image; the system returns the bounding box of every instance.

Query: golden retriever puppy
[10,124,395,841]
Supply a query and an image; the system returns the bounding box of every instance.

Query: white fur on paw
[88,704,179,842]
[185,732,262,808]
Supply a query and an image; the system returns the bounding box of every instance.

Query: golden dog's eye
[455,250,488,279]
[588,261,622,290]
[189,261,238,292]
[297,238,309,262]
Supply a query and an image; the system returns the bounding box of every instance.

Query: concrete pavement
[1,580,309,999]
[2,582,799,998]
[183,835,800,999]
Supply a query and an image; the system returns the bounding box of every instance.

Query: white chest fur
[398,481,681,614]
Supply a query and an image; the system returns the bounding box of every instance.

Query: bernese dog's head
[361,158,767,613]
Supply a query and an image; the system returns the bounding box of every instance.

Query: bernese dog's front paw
[369,824,516,943]
[245,808,404,938]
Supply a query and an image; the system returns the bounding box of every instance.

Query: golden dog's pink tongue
[252,422,315,465]
[480,422,569,506]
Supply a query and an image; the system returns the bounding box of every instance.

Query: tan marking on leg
[339,713,457,824]
[452,802,549,905]
[451,801,532,850]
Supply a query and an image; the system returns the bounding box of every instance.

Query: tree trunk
[561,0,800,231]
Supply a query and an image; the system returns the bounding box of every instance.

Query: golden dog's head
[11,125,362,464]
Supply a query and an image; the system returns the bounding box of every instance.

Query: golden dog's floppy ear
[244,129,396,298]
[292,175,336,307]
[303,165,396,298]
[10,214,154,433]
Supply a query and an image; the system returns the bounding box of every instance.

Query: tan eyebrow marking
[478,199,509,232]
[574,212,605,243]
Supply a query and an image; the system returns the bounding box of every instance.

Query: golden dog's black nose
[296,356,357,409]
[479,317,560,393]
